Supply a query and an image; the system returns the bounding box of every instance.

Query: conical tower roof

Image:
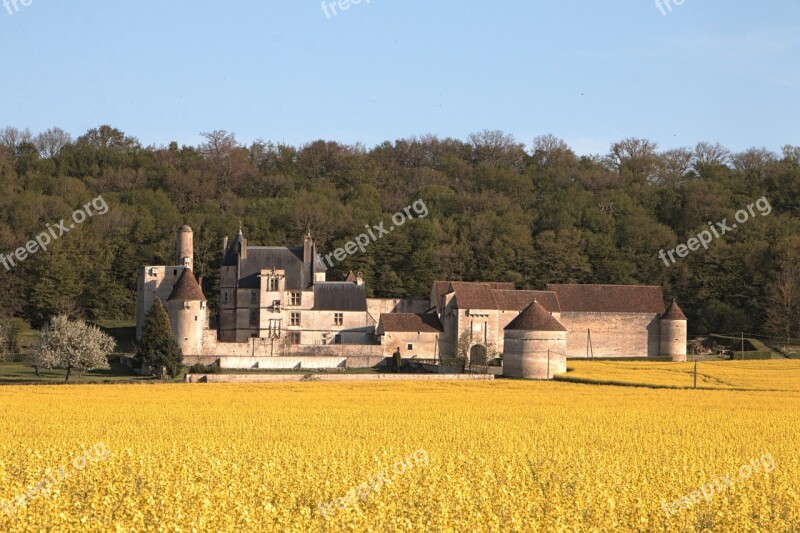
[505,301,566,332]
[662,299,687,320]
[167,268,207,302]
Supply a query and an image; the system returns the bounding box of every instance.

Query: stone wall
[135,265,186,340]
[559,312,661,358]
[185,373,495,383]
[381,331,440,357]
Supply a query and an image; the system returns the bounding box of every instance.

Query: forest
[1,125,799,336]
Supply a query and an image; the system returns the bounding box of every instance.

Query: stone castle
[135,226,688,377]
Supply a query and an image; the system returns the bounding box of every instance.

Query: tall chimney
[303,230,313,264]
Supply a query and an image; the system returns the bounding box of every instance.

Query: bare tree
[607,138,659,182]
[34,127,72,158]
[531,134,577,168]
[0,126,33,150]
[764,263,800,346]
[468,130,526,170]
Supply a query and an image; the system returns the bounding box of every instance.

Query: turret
[660,299,688,362]
[502,301,567,379]
[176,225,193,270]
[166,268,207,356]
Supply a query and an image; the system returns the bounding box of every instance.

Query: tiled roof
[492,290,561,312]
[662,299,687,320]
[167,268,207,302]
[313,282,367,311]
[546,284,665,314]
[505,301,566,332]
[378,313,444,334]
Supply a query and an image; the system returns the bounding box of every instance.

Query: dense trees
[0,125,798,335]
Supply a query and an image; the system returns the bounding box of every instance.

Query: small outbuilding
[502,301,567,380]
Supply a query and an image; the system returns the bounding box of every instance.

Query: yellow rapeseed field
[0,380,798,532]
[560,359,800,391]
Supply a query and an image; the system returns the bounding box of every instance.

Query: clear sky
[1,0,798,155]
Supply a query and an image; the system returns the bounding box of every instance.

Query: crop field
[559,359,800,391]
[0,379,798,532]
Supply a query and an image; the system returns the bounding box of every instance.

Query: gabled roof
[546,284,665,314]
[505,301,566,332]
[492,290,561,313]
[313,282,367,311]
[449,282,497,309]
[167,268,207,302]
[377,313,443,334]
[344,271,357,282]
[662,299,687,320]
[433,281,514,302]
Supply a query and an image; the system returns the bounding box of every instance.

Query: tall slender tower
[660,299,688,362]
[166,268,207,358]
[176,225,193,270]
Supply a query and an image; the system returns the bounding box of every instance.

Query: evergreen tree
[137,300,183,379]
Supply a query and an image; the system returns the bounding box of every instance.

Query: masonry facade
[135,227,687,368]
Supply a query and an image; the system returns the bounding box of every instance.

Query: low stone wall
[185,373,495,383]
[218,357,347,370]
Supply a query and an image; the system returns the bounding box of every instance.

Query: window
[334,334,342,345]
[290,312,300,326]
[269,277,278,291]
[407,343,414,350]
[223,292,228,303]
[250,309,259,327]
[334,312,343,326]
[268,319,282,338]
[287,332,300,345]
[289,292,301,306]
[251,292,257,305]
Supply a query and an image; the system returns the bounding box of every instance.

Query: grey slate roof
[313,282,367,311]
[238,247,310,290]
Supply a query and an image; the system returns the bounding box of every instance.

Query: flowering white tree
[31,315,115,382]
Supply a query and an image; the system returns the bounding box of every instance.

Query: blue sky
[1,0,798,155]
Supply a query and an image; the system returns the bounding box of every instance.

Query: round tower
[176,225,193,270]
[660,299,688,362]
[502,301,567,380]
[166,268,207,358]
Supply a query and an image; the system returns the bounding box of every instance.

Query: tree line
[1,125,799,337]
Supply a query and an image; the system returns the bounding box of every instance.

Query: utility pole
[547,349,550,379]
[741,332,744,360]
